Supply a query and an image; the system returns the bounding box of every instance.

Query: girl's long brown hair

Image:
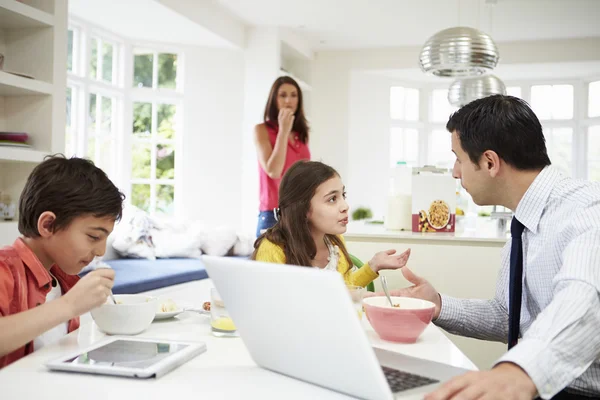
[251,161,351,267]
[263,76,309,144]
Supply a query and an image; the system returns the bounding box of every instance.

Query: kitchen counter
[345,217,509,245]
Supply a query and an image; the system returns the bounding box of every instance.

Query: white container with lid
[385,161,413,231]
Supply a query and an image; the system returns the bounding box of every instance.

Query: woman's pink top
[258,122,310,211]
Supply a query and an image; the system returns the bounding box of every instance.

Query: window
[130,48,180,214]
[506,86,522,98]
[87,93,116,177]
[66,20,183,216]
[544,127,573,176]
[589,126,600,182]
[390,87,419,121]
[531,84,574,120]
[89,36,116,84]
[429,129,454,170]
[589,81,600,118]
[389,128,418,167]
[431,89,458,123]
[133,49,178,90]
[131,102,177,214]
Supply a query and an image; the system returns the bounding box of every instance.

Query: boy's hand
[60,268,115,317]
[369,248,411,273]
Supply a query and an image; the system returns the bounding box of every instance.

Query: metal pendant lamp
[447,74,506,107]
[419,26,500,77]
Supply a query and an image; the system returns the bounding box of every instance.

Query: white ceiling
[68,0,234,47]
[216,0,600,50]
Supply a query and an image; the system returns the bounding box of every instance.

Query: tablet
[45,336,206,379]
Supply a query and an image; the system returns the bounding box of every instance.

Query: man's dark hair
[446,94,551,170]
[19,155,125,237]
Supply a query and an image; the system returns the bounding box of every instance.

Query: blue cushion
[100,258,209,294]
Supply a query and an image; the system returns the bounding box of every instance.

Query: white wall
[180,46,246,229]
[347,72,391,218]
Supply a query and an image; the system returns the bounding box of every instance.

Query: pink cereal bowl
[363,296,435,343]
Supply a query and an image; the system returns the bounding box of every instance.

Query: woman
[254,76,310,237]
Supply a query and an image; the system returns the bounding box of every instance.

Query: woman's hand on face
[369,248,411,273]
[278,107,295,135]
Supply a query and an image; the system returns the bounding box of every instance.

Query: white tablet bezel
[45,336,206,379]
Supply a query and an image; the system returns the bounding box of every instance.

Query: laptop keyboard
[382,366,439,393]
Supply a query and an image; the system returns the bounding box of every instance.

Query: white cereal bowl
[91,295,157,335]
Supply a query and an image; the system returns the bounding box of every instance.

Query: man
[388,95,600,399]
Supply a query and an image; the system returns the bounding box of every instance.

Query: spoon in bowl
[380,275,395,308]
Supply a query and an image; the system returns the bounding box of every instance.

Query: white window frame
[67,18,184,217]
[389,78,596,180]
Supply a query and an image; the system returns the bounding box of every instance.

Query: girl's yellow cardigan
[253,236,378,287]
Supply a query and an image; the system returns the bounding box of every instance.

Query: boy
[0,155,124,368]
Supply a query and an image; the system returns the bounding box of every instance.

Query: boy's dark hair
[446,94,551,170]
[19,155,125,237]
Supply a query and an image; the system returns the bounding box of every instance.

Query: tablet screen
[62,340,189,369]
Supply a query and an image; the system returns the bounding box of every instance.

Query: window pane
[102,42,113,83]
[96,137,114,177]
[132,143,151,179]
[552,85,573,120]
[89,93,97,131]
[101,97,112,131]
[506,86,521,98]
[531,85,552,120]
[156,185,175,215]
[66,87,72,129]
[157,104,176,139]
[67,29,73,72]
[589,81,600,118]
[390,127,418,167]
[544,127,572,176]
[134,53,153,88]
[65,87,73,156]
[531,85,573,120]
[131,184,151,212]
[390,87,405,120]
[158,53,177,89]
[87,135,96,161]
[588,126,600,181]
[431,89,457,123]
[404,88,419,121]
[156,144,175,179]
[429,129,454,169]
[90,38,98,79]
[133,102,152,137]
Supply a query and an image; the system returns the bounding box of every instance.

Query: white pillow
[111,205,156,259]
[233,232,255,256]
[199,226,238,256]
[153,228,202,258]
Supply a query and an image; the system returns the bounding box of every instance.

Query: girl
[254,76,310,237]
[252,160,411,287]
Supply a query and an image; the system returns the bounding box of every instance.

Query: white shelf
[0,0,54,28]
[279,68,313,92]
[0,146,49,163]
[0,71,53,96]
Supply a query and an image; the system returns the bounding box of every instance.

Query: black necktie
[508,217,525,350]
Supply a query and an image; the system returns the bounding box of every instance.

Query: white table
[0,279,476,399]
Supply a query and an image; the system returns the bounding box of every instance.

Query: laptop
[202,256,471,400]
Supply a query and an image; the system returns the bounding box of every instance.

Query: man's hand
[365,266,442,319]
[425,363,537,400]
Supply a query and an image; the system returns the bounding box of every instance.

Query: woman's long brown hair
[263,76,309,144]
[251,161,351,267]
